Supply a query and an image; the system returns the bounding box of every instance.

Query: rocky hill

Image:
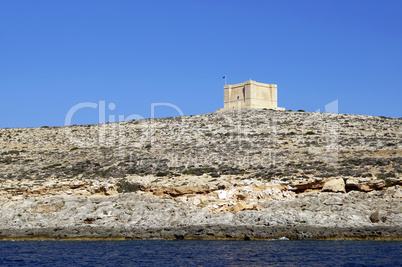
[0,109,401,240]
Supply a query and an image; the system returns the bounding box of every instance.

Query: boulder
[369,211,386,223]
[289,179,327,193]
[322,178,346,193]
[345,178,386,192]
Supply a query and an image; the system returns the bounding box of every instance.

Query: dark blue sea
[0,240,401,266]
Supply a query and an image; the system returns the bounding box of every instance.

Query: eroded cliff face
[0,109,401,239]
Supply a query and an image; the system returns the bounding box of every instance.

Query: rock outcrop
[322,178,346,193]
[0,109,401,240]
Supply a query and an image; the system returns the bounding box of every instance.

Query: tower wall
[218,80,284,111]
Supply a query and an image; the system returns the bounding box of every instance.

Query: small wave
[267,237,289,241]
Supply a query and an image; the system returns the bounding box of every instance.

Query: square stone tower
[217,80,285,112]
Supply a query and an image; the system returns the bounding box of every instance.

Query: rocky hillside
[0,109,401,240]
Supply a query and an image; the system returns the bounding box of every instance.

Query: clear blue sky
[1,0,401,128]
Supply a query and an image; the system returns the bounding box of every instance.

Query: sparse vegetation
[42,163,62,170]
[385,179,392,187]
[378,174,386,179]
[116,181,141,193]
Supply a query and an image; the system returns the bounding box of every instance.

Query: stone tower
[217,80,285,112]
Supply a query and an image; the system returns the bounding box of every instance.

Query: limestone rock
[386,186,402,199]
[322,178,346,193]
[90,183,118,196]
[290,179,326,193]
[0,109,401,240]
[346,178,386,192]
[323,196,343,205]
[370,211,380,223]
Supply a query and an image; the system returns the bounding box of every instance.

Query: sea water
[0,240,401,266]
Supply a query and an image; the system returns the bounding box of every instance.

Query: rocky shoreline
[2,225,401,241]
[1,187,401,241]
[0,110,401,240]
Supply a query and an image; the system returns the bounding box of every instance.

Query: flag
[222,76,226,79]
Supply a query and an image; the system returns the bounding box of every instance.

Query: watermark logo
[63,100,339,169]
[64,101,183,156]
